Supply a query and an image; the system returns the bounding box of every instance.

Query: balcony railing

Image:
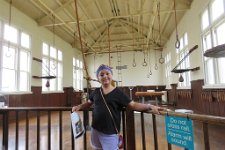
[1,107,225,150]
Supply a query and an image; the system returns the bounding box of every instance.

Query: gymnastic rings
[175,35,180,49]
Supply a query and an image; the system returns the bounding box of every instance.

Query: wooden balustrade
[1,107,225,150]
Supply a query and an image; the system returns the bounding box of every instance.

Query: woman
[72,64,162,150]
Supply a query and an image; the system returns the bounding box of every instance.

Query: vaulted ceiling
[5,0,193,55]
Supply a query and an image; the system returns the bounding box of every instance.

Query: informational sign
[165,116,194,150]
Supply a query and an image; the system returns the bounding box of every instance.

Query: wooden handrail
[158,110,225,125]
[135,91,164,97]
[1,107,225,150]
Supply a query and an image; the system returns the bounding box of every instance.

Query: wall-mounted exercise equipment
[32,57,56,87]
[171,45,200,82]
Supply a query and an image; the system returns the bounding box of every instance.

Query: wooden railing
[1,107,225,150]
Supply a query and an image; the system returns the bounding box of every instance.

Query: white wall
[0,0,80,88]
[85,50,164,87]
[163,0,210,88]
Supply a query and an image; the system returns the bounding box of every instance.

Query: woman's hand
[149,104,164,114]
[71,101,93,112]
[72,105,81,112]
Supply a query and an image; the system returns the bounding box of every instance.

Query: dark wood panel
[170,79,225,116]
[0,86,82,122]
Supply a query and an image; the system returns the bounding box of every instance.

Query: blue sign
[165,116,194,150]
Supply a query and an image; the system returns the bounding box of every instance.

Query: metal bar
[159,111,225,125]
[171,45,198,72]
[203,123,210,150]
[48,111,51,150]
[152,114,158,150]
[37,111,40,150]
[25,110,29,150]
[83,111,87,150]
[141,112,146,150]
[122,110,126,150]
[59,111,63,150]
[168,143,172,150]
[71,123,75,150]
[2,111,9,150]
[15,111,19,150]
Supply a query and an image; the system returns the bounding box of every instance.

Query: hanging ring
[159,57,165,64]
[142,59,147,66]
[175,35,180,49]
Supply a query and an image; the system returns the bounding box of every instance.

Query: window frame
[176,32,191,88]
[41,42,63,92]
[73,57,83,91]
[0,21,31,93]
[201,0,225,87]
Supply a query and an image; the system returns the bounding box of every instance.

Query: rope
[73,0,90,79]
[107,21,111,67]
[173,0,180,49]
[157,1,161,45]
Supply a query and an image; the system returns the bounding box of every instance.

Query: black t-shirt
[89,87,131,134]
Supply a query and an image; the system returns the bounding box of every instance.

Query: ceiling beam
[146,0,158,47]
[38,0,73,25]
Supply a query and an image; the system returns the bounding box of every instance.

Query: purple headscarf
[96,64,113,77]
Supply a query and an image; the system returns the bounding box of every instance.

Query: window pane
[58,78,62,90]
[4,24,18,43]
[3,46,16,69]
[19,72,28,91]
[73,58,76,65]
[80,61,83,68]
[211,0,224,22]
[215,22,225,45]
[42,58,49,76]
[201,9,209,30]
[2,69,16,91]
[50,60,56,75]
[43,43,48,55]
[76,59,79,67]
[58,50,62,61]
[20,50,29,71]
[58,63,62,77]
[218,58,225,83]
[179,37,184,50]
[42,79,48,91]
[50,46,56,58]
[206,59,215,84]
[50,79,56,91]
[184,33,188,46]
[21,32,30,48]
[76,80,80,89]
[203,33,212,52]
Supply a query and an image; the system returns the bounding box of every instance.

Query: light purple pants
[91,128,119,150]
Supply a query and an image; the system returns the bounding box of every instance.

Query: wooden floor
[0,111,225,150]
